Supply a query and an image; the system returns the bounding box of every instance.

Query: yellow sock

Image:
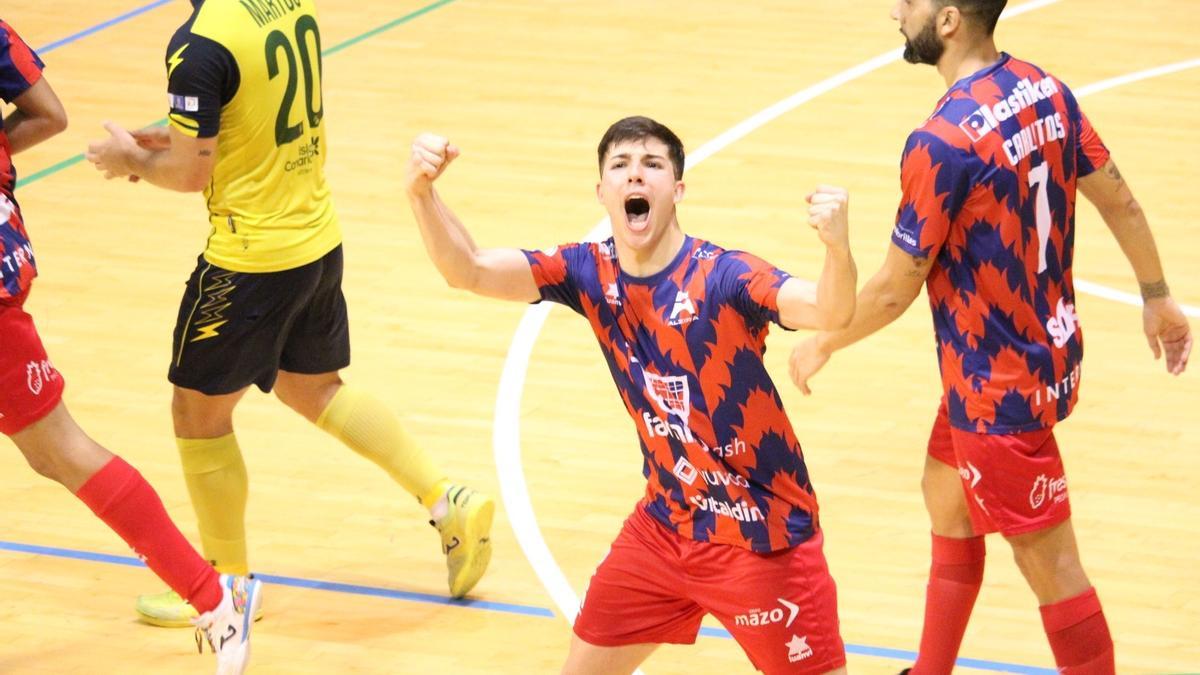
[316,385,449,508]
[176,434,249,576]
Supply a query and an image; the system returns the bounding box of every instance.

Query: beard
[901,18,945,65]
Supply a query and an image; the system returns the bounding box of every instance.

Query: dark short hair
[597,116,686,180]
[939,0,1006,35]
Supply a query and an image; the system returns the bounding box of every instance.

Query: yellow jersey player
[85,0,494,627]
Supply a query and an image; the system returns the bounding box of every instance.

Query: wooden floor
[1,0,1197,672]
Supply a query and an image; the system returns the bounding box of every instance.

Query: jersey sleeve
[0,21,45,103]
[1073,108,1110,178]
[892,130,972,259]
[165,29,239,139]
[521,243,587,315]
[717,251,793,330]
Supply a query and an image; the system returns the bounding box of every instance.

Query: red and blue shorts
[574,506,845,674]
[0,299,64,435]
[927,398,1071,537]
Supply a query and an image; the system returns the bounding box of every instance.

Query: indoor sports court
[1,1,1196,672]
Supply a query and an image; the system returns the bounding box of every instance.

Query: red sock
[1040,587,1114,674]
[911,533,986,675]
[75,456,222,614]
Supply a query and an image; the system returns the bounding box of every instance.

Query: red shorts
[0,302,64,435]
[575,506,845,674]
[927,398,1070,536]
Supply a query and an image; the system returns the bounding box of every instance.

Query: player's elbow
[46,107,68,136]
[178,170,212,192]
[878,288,918,317]
[823,305,855,330]
[440,261,481,293]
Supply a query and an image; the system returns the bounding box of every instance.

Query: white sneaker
[194,574,263,675]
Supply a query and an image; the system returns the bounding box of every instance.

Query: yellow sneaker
[137,588,264,628]
[433,486,494,598]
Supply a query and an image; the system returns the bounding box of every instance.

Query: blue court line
[0,540,552,618]
[36,0,174,54]
[16,0,458,189]
[2,538,1056,673]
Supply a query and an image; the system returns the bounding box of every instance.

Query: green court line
[17,0,458,189]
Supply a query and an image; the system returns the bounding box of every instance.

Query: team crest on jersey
[643,371,690,420]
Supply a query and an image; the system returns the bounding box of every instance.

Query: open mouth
[624,196,650,230]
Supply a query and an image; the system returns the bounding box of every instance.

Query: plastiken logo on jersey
[669,290,696,326]
[1029,474,1067,510]
[958,76,1060,143]
[643,371,690,420]
[598,241,617,260]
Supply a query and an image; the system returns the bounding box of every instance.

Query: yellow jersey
[166,0,340,273]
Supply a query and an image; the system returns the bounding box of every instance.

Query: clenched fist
[406,133,460,196]
[806,185,850,251]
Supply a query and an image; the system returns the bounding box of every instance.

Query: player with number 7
[788,1,1192,673]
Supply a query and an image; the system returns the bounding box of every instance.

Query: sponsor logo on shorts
[735,598,799,629]
[190,270,238,343]
[25,360,56,396]
[1029,473,1068,510]
[786,634,814,663]
[958,461,982,488]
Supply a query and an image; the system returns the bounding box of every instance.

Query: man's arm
[776,186,858,330]
[5,77,68,155]
[1078,159,1191,374]
[405,133,540,303]
[789,243,931,393]
[85,122,215,192]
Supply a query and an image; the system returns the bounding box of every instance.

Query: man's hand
[806,185,850,252]
[789,335,832,395]
[131,125,171,151]
[406,133,460,197]
[1143,297,1192,375]
[85,121,144,180]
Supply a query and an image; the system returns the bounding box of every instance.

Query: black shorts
[169,245,350,395]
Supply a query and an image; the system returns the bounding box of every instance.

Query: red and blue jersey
[524,236,820,552]
[0,20,44,303]
[892,54,1110,434]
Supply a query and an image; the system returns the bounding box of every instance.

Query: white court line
[494,0,1199,664]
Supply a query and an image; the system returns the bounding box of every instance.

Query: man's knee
[922,458,974,537]
[171,387,241,437]
[273,371,342,422]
